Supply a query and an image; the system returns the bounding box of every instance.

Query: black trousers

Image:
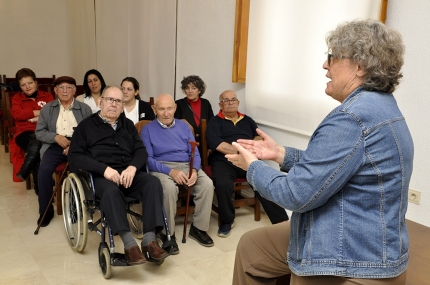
[212,159,289,225]
[93,171,164,235]
[38,144,68,214]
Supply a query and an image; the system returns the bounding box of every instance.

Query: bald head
[218,90,240,118]
[152,93,177,127]
[219,90,236,101]
[155,93,175,106]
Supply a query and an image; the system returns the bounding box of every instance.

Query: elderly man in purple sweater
[141,94,214,255]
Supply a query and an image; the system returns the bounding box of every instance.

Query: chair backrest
[148,96,154,106]
[135,118,194,138]
[38,84,54,94]
[36,75,56,85]
[3,89,19,129]
[135,120,152,137]
[2,75,14,84]
[4,75,56,85]
[75,85,84,97]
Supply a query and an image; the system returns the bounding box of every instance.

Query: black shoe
[157,232,179,255]
[37,209,54,227]
[189,224,214,247]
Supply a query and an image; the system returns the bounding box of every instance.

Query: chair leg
[0,123,4,145]
[55,173,64,215]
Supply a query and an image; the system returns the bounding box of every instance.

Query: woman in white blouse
[120,77,154,124]
[76,69,106,113]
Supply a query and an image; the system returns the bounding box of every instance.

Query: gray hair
[102,85,124,99]
[326,19,405,93]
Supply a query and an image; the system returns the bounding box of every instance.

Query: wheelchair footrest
[111,253,128,266]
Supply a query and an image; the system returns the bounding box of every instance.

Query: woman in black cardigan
[174,75,214,143]
[121,77,155,124]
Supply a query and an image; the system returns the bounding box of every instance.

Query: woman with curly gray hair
[175,75,214,153]
[231,19,412,285]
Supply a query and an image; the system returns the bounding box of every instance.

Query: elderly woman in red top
[11,68,54,193]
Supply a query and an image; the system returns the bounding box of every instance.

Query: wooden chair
[2,89,19,153]
[75,85,84,97]
[2,75,55,85]
[200,118,261,224]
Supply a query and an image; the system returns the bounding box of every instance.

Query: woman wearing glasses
[10,68,54,193]
[229,20,412,284]
[174,75,214,143]
[120,77,154,124]
[76,69,106,113]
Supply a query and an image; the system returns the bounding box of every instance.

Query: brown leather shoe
[142,240,169,261]
[125,245,147,265]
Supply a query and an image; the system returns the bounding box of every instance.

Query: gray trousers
[150,161,214,233]
[233,221,407,285]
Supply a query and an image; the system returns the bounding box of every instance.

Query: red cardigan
[10,90,54,181]
[11,90,54,137]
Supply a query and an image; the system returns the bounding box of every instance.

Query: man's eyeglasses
[101,96,124,105]
[57,85,75,91]
[220,98,238,104]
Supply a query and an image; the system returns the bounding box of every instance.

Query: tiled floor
[0,149,273,284]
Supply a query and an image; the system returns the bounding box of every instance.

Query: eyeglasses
[101,96,124,105]
[327,53,335,66]
[57,85,75,91]
[220,98,238,104]
[327,52,349,66]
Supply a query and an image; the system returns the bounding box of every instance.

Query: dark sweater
[68,112,147,176]
[206,114,258,162]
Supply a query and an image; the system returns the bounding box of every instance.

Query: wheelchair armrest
[77,170,95,201]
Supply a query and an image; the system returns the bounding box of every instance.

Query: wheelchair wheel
[99,247,112,279]
[62,173,88,252]
[127,202,143,239]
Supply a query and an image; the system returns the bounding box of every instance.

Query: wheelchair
[61,170,174,279]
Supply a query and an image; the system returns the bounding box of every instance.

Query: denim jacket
[247,88,413,278]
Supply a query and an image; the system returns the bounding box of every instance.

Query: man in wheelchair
[68,86,168,265]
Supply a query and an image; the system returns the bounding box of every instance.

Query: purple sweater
[141,119,201,175]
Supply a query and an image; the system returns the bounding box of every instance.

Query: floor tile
[0,148,275,284]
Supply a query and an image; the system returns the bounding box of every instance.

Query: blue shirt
[247,88,414,278]
[141,119,201,175]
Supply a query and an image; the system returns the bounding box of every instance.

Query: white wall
[0,0,72,78]
[175,0,245,111]
[384,0,430,226]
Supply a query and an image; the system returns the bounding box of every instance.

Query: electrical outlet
[408,189,421,205]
